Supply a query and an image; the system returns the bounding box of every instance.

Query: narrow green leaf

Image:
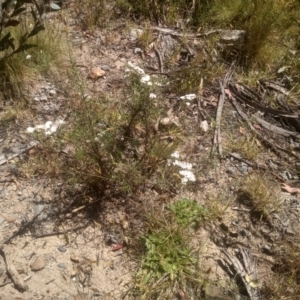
[0,32,14,51]
[11,7,27,18]
[19,32,29,45]
[30,6,37,22]
[12,43,37,54]
[4,20,20,28]
[28,24,45,38]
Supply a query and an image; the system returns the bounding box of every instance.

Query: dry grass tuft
[238,174,282,219]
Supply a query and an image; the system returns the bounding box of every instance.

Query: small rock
[58,245,67,253]
[39,213,48,221]
[9,164,20,176]
[70,256,80,263]
[262,245,274,255]
[30,256,46,271]
[106,234,118,245]
[0,217,4,225]
[219,30,246,49]
[134,47,142,54]
[286,227,294,235]
[130,28,143,40]
[226,167,237,175]
[34,205,45,216]
[11,147,21,154]
[48,89,57,97]
[240,228,249,238]
[240,165,248,174]
[100,65,110,71]
[40,95,48,101]
[57,263,66,269]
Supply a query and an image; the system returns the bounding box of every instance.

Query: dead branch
[2,208,45,245]
[229,96,299,159]
[213,81,226,156]
[221,247,260,300]
[151,26,222,39]
[34,222,90,239]
[0,245,28,292]
[212,62,236,156]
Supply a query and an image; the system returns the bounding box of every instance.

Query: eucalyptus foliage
[0,0,60,62]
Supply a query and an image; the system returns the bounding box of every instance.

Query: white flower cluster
[26,119,64,136]
[169,151,196,184]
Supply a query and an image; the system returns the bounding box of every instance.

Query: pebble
[226,167,237,175]
[262,245,274,255]
[240,165,248,173]
[19,196,27,201]
[57,263,66,269]
[240,228,249,238]
[9,164,20,176]
[58,245,67,253]
[100,65,110,71]
[40,95,48,101]
[286,227,294,235]
[0,217,4,225]
[30,256,46,271]
[11,147,21,154]
[39,212,48,221]
[134,47,142,54]
[48,89,57,97]
[34,205,45,216]
[130,28,143,40]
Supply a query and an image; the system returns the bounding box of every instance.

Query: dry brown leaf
[281,183,300,194]
[224,88,232,99]
[239,127,246,135]
[255,139,262,147]
[89,67,105,79]
[70,256,80,263]
[178,289,187,300]
[253,124,262,130]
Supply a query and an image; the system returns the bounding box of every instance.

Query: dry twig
[212,62,236,156]
[0,245,28,292]
[221,247,260,300]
